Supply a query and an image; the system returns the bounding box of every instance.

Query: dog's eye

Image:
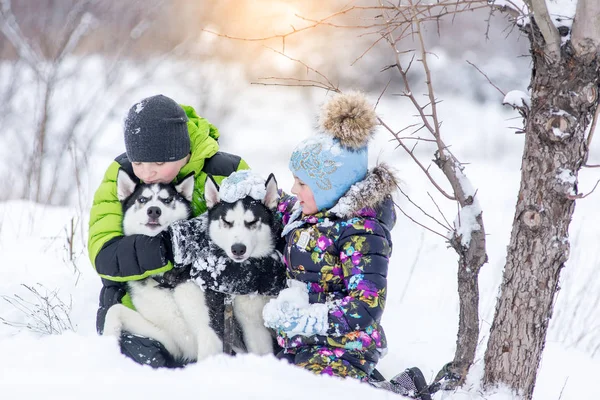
[245,219,258,227]
[221,217,233,227]
[138,197,149,204]
[162,196,173,204]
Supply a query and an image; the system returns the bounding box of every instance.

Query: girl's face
[132,155,189,184]
[291,175,318,215]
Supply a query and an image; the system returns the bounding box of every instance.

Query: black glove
[153,230,181,289]
[154,265,192,289]
[160,230,174,265]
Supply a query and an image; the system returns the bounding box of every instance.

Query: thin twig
[566,179,600,200]
[397,184,453,232]
[585,100,600,150]
[557,377,569,400]
[375,79,392,110]
[379,117,456,200]
[428,192,453,229]
[393,200,448,240]
[466,60,506,96]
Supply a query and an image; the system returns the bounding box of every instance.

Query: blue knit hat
[289,92,378,211]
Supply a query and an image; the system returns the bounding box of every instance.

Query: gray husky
[203,173,280,355]
[102,170,222,363]
[169,171,286,356]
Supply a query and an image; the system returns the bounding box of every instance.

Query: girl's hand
[262,286,329,337]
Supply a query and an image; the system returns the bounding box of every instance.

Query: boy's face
[132,155,189,184]
[291,175,318,215]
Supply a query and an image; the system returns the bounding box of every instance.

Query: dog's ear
[204,174,220,209]
[175,172,195,203]
[116,169,137,201]
[263,173,279,209]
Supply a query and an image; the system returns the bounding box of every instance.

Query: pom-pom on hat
[124,94,190,163]
[289,91,378,211]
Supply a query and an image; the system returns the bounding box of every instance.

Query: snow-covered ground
[1,63,600,400]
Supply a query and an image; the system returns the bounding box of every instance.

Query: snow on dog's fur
[203,173,280,355]
[102,170,222,363]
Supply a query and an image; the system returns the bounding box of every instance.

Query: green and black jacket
[88,104,249,333]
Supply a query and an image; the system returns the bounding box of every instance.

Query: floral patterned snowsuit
[275,165,396,381]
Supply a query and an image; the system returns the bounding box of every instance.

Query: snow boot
[427,362,462,394]
[368,367,432,399]
[120,332,187,369]
[389,367,432,400]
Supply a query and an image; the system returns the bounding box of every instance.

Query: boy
[88,94,249,367]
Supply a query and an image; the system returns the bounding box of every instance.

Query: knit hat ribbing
[289,91,378,211]
[124,94,190,163]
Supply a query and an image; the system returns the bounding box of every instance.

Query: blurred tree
[0,0,203,204]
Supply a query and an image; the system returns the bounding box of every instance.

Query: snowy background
[1,1,599,399]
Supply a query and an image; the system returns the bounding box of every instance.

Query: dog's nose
[147,206,161,218]
[231,243,246,257]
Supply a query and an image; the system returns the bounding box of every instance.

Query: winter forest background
[1,1,599,399]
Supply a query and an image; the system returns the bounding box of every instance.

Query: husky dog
[102,170,222,363]
[202,172,282,355]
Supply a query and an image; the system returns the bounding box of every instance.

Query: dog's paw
[196,331,223,361]
[102,306,123,337]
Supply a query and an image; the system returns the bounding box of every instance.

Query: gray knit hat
[124,94,190,162]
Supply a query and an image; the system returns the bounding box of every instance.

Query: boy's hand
[160,230,174,264]
[154,265,192,289]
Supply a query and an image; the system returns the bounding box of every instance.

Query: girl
[262,92,430,398]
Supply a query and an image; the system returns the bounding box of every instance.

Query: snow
[557,168,577,195]
[503,90,530,109]
[2,59,600,400]
[491,1,577,33]
[453,204,482,248]
[545,0,577,30]
[219,170,268,203]
[134,101,144,113]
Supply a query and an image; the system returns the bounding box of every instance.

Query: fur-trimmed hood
[329,163,398,219]
[279,163,398,237]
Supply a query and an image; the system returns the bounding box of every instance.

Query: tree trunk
[451,218,486,383]
[439,154,488,384]
[483,20,600,399]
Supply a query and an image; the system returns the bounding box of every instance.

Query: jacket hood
[177,104,220,180]
[329,163,398,221]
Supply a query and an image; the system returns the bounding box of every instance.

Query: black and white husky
[102,170,222,363]
[197,173,283,355]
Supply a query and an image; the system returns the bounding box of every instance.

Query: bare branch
[489,0,528,20]
[428,192,454,229]
[55,4,96,64]
[392,200,448,241]
[585,99,600,151]
[0,0,43,76]
[398,184,453,232]
[566,179,600,200]
[202,1,491,55]
[571,0,600,57]
[466,60,506,96]
[379,116,456,200]
[529,0,561,62]
[261,47,339,92]
[375,79,392,110]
